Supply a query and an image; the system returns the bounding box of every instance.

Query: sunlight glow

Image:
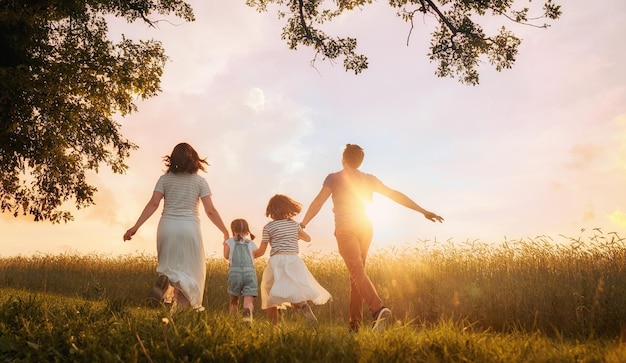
[365,197,401,242]
[608,210,626,227]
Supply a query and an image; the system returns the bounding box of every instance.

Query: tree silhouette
[0,0,194,222]
[246,0,561,85]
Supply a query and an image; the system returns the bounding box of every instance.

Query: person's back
[124,142,229,313]
[324,168,382,224]
[224,219,258,322]
[157,173,208,220]
[229,239,255,271]
[257,194,331,326]
[300,143,443,332]
[263,219,301,256]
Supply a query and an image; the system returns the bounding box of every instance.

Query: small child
[255,194,331,326]
[223,219,259,323]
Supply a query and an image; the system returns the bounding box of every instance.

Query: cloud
[608,210,626,228]
[565,143,603,170]
[210,86,315,192]
[85,178,121,226]
[107,2,276,95]
[582,201,596,223]
[246,87,266,112]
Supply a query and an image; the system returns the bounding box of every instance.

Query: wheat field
[1,229,626,361]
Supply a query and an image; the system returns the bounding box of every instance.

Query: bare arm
[223,241,230,260]
[300,186,332,228]
[201,195,230,241]
[123,191,163,241]
[378,184,444,223]
[298,228,311,242]
[254,242,269,258]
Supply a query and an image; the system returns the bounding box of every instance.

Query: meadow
[1,229,626,362]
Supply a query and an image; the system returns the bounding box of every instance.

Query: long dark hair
[164,142,209,174]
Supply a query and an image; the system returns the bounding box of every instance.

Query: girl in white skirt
[255,194,331,325]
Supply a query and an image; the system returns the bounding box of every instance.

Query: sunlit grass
[1,229,626,361]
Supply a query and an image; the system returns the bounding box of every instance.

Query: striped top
[262,219,301,256]
[154,173,211,220]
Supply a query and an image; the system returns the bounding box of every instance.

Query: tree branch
[497,11,550,29]
[297,0,326,50]
[423,0,458,35]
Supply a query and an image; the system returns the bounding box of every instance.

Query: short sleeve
[367,173,385,193]
[154,174,166,193]
[322,173,334,188]
[262,225,271,244]
[224,238,233,262]
[198,176,211,198]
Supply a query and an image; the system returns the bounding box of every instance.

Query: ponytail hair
[230,219,255,241]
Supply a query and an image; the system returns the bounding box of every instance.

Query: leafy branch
[248,0,562,85]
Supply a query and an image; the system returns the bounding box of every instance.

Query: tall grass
[364,229,626,339]
[1,290,625,362]
[1,229,625,340]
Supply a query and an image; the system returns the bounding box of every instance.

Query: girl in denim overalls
[223,219,259,323]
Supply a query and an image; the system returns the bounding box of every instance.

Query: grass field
[1,229,626,362]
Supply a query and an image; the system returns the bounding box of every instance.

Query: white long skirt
[156,217,206,310]
[260,254,331,310]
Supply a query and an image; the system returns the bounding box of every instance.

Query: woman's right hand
[123,227,138,241]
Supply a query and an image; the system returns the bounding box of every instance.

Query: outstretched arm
[300,186,332,228]
[123,191,163,241]
[378,184,444,223]
[201,195,230,241]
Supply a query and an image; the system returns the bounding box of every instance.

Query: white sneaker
[372,307,391,332]
[301,304,318,326]
[242,308,253,325]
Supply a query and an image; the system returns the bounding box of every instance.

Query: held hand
[424,211,444,223]
[123,227,137,241]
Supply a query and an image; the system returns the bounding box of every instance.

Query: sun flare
[365,197,401,235]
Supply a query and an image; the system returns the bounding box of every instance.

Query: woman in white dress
[124,142,229,311]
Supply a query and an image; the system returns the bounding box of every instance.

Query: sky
[1,0,625,259]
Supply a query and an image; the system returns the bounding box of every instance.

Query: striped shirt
[262,219,301,256]
[154,173,211,220]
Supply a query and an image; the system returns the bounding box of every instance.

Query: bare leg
[174,288,191,309]
[242,296,254,315]
[267,307,279,325]
[229,295,239,316]
[294,301,317,325]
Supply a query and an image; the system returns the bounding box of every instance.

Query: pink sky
[2,0,625,258]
